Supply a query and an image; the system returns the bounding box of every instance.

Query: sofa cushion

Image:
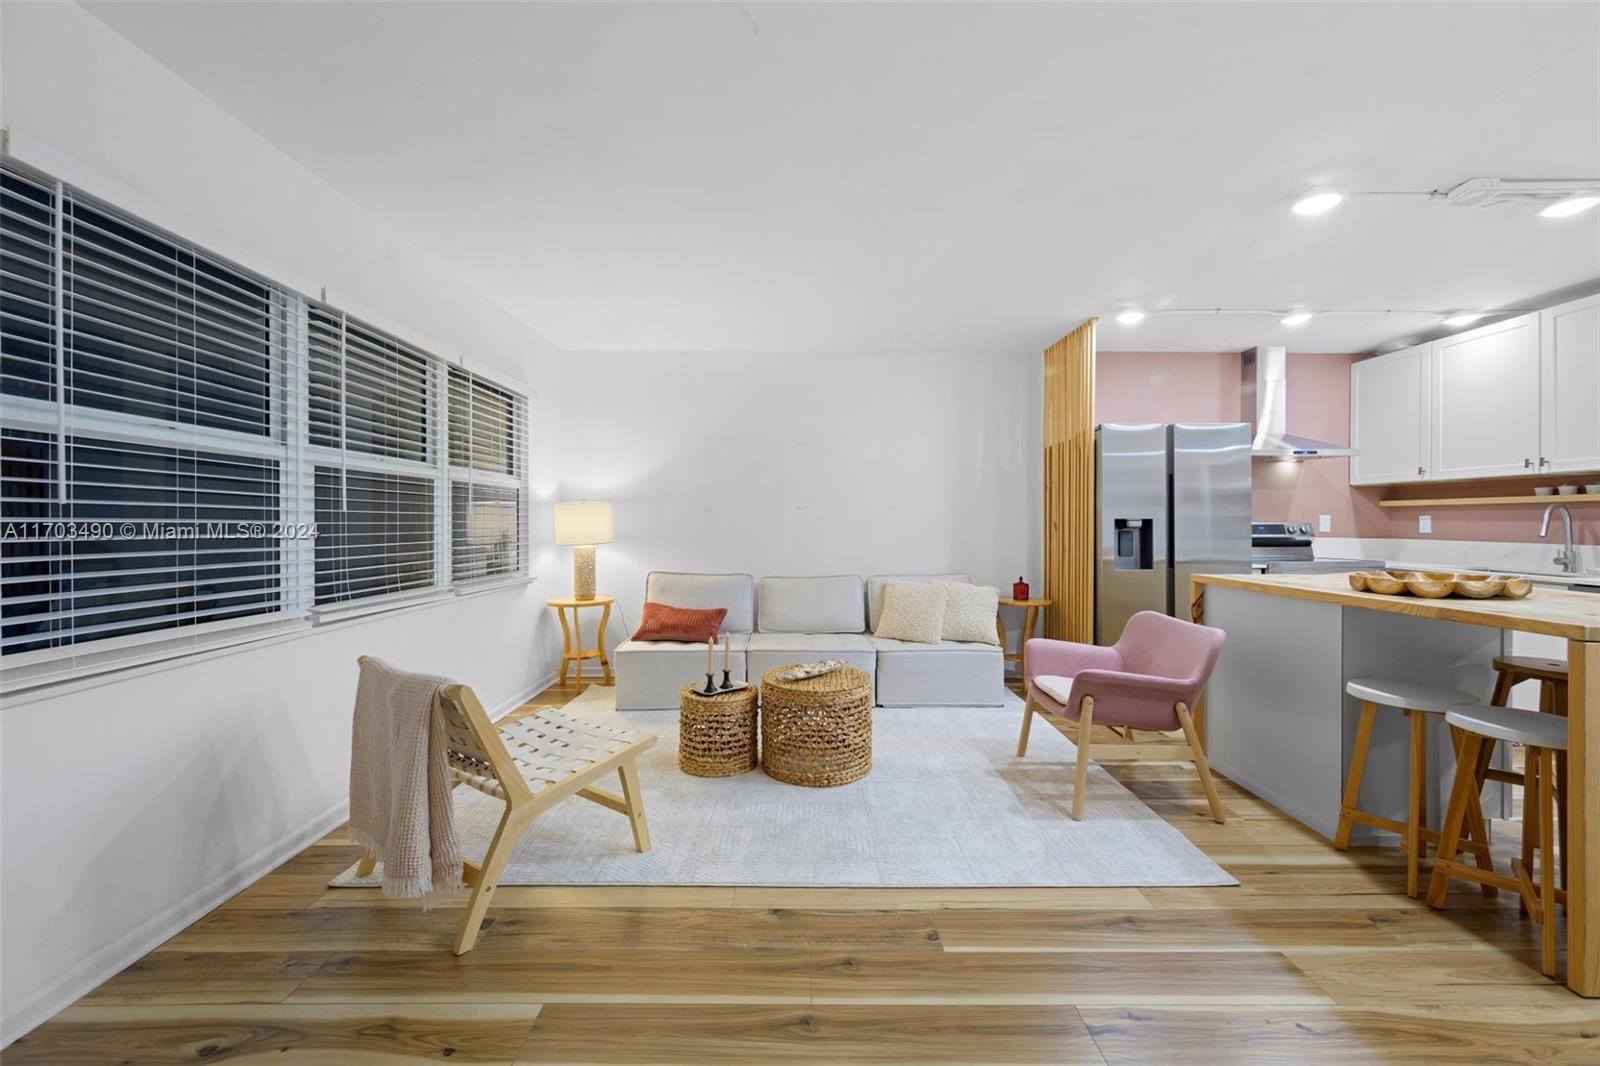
[942,582,1001,645]
[757,575,865,633]
[747,632,875,655]
[631,601,727,642]
[871,635,1004,707]
[746,632,876,687]
[866,573,968,632]
[644,571,755,633]
[873,580,949,644]
[614,633,749,711]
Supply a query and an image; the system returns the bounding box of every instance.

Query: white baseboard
[0,796,349,1048]
[0,667,559,1049]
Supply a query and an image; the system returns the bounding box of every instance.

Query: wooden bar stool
[1488,655,1569,894]
[1335,678,1496,899]
[1430,704,1569,978]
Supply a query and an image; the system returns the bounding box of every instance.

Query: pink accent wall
[1382,477,1600,545]
[1097,351,1388,538]
[1098,350,1600,544]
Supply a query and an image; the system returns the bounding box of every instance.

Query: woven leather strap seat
[446,708,643,799]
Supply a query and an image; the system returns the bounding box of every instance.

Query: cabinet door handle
[1540,457,1549,467]
[1524,458,1534,469]
[1417,466,1425,476]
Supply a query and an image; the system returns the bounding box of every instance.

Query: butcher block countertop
[1191,572,1600,641]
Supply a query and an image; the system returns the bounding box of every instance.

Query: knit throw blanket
[348,657,463,904]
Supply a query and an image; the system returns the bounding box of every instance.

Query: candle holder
[702,672,718,697]
[719,668,732,690]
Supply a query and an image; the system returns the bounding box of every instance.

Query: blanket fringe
[347,827,464,909]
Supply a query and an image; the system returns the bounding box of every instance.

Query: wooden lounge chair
[353,666,656,953]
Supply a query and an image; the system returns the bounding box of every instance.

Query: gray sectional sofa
[612,571,1005,710]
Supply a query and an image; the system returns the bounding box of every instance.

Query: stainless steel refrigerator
[1095,423,1252,644]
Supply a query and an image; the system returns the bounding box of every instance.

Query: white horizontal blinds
[447,367,528,583]
[0,168,55,403]
[2,156,532,680]
[0,161,302,662]
[308,305,441,605]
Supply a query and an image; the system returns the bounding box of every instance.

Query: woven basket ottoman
[678,683,759,777]
[759,666,873,787]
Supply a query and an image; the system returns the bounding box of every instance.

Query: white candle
[706,635,713,675]
[723,632,730,672]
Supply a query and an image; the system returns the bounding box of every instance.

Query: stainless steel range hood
[1241,346,1357,459]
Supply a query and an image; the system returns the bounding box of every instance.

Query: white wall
[560,350,1042,646]
[0,2,566,1043]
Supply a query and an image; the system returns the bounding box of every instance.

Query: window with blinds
[0,159,531,683]
[447,367,528,584]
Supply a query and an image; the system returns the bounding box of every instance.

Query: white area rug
[331,687,1235,888]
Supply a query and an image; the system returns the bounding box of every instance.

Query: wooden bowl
[1348,572,1369,591]
[1499,577,1533,599]
[1453,575,1504,599]
[1364,571,1407,595]
[1405,576,1455,598]
[1418,571,1458,582]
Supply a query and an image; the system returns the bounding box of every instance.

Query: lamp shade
[553,501,614,546]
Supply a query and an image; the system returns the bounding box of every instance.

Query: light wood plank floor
[6,680,1598,1064]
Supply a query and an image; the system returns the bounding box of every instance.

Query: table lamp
[553,500,613,600]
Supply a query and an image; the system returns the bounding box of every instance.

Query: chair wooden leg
[1537,746,1558,978]
[1335,701,1379,850]
[1017,693,1037,757]
[1071,697,1094,821]
[454,805,527,956]
[1427,732,1485,909]
[1521,749,1539,917]
[1459,729,1499,898]
[1406,709,1427,899]
[1556,749,1568,892]
[354,850,377,878]
[1489,668,1513,707]
[1177,701,1225,824]
[618,758,651,853]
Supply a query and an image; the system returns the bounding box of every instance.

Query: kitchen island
[1191,571,1600,998]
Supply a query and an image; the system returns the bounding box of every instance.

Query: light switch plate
[1419,514,1432,534]
[1319,514,1332,533]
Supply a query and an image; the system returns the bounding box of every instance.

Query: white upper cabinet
[1350,343,1431,485]
[1430,314,1541,480]
[1539,294,1600,474]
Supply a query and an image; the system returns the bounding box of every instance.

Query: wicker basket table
[678,683,759,777]
[759,666,874,787]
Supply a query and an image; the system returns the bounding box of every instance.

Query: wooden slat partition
[1042,319,1096,643]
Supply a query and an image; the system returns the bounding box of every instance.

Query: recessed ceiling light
[1280,312,1314,327]
[1539,194,1600,218]
[1442,312,1484,327]
[1115,309,1146,325]
[1290,186,1346,216]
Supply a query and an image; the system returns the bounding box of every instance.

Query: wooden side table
[548,595,614,685]
[997,597,1052,678]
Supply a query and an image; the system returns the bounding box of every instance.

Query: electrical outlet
[1419,514,1432,534]
[1319,514,1332,533]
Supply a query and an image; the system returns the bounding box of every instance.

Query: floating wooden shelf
[1379,494,1600,508]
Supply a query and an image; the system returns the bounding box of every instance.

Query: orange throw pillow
[630,601,727,643]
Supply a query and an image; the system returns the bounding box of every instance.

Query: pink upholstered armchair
[1016,610,1227,822]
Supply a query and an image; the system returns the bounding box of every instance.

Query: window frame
[0,158,532,692]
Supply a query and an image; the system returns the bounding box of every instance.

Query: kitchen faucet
[1539,503,1579,574]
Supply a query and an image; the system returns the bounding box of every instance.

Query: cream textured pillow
[942,582,1000,644]
[874,581,949,644]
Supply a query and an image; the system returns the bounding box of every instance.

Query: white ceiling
[85,1,1600,354]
